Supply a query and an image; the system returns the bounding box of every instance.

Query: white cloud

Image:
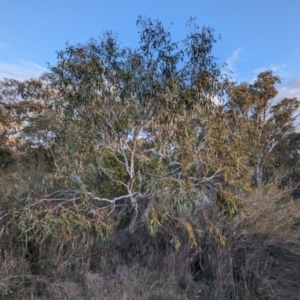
[273,76,300,129]
[0,61,46,80]
[0,42,9,48]
[269,63,287,73]
[223,48,243,80]
[275,76,300,101]
[251,64,288,84]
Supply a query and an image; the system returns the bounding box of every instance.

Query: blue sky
[0,0,299,100]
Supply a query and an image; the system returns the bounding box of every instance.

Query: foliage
[33,16,230,240]
[0,16,299,299]
[225,71,300,186]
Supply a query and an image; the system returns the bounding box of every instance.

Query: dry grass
[237,184,300,244]
[0,183,300,299]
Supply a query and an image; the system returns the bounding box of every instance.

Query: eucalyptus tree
[0,77,59,150]
[41,16,225,235]
[226,71,300,186]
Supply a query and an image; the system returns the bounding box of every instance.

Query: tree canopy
[0,17,299,239]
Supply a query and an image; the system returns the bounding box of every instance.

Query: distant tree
[225,71,300,186]
[0,78,59,150]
